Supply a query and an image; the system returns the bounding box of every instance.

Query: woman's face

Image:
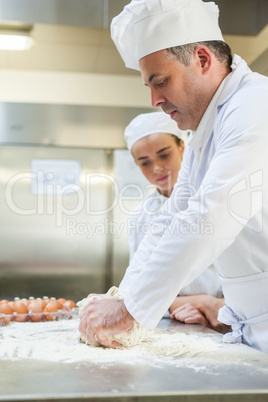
[132,132,185,197]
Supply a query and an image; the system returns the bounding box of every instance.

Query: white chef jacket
[123,188,222,297]
[121,55,268,353]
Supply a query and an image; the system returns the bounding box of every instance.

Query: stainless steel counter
[1,318,268,402]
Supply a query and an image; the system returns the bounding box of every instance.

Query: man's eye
[157,81,165,87]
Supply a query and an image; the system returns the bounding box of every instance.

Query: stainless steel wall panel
[0,145,111,300]
[0,103,152,149]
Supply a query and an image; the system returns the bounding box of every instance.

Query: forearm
[169,295,202,313]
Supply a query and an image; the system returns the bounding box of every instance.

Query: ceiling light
[0,23,34,51]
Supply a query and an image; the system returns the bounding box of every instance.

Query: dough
[77,287,149,348]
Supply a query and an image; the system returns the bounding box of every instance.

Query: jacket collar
[189,55,251,153]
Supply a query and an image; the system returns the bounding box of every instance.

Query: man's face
[139,49,211,131]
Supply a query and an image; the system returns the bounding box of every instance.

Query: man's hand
[78,295,135,347]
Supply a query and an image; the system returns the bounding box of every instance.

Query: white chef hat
[111,0,224,71]
[124,111,189,151]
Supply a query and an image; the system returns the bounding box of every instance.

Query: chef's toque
[111,0,224,71]
[124,111,189,151]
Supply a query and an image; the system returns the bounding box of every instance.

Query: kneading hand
[78,295,135,348]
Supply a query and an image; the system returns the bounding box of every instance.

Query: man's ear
[195,46,212,74]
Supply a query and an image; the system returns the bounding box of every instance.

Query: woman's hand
[169,295,231,333]
[170,303,209,327]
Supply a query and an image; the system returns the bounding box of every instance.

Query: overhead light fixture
[0,23,34,51]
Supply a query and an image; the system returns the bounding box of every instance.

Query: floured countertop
[1,318,268,402]
[0,318,223,364]
[1,317,268,365]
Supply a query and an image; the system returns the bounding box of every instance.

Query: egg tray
[0,307,79,326]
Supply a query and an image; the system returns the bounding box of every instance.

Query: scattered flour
[0,318,220,365]
[1,317,268,376]
[2,317,268,379]
[77,286,149,348]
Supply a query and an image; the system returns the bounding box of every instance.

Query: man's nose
[151,88,165,108]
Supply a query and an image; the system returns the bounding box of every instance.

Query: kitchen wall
[0,145,112,300]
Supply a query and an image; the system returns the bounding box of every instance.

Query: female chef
[120,111,228,332]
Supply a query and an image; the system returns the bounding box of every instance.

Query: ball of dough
[77,287,149,348]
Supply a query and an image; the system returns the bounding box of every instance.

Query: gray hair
[167,41,232,69]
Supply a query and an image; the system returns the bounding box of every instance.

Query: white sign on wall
[31,159,81,195]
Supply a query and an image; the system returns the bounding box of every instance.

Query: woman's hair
[170,134,182,147]
[167,40,232,69]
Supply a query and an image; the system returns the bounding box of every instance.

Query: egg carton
[0,307,79,326]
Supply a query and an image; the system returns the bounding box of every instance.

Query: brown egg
[0,303,13,325]
[57,298,66,305]
[55,300,63,310]
[0,299,9,305]
[36,298,47,310]
[13,301,28,322]
[27,300,43,322]
[63,300,76,310]
[44,301,58,321]
[49,298,63,310]
[8,301,15,310]
[21,298,30,307]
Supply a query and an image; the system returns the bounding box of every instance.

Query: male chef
[79,0,268,353]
